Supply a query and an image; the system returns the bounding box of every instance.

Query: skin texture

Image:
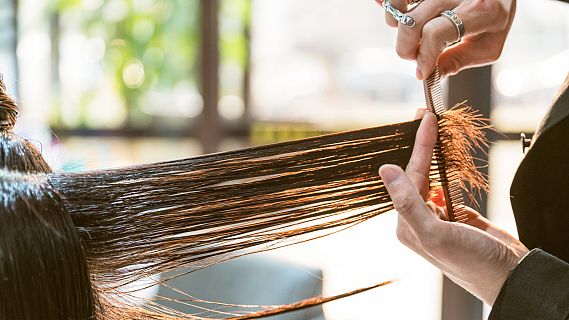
[376,0,517,79]
[378,111,529,305]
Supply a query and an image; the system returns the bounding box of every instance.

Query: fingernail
[379,165,403,187]
[414,108,428,120]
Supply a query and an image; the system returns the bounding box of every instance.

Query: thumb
[379,164,436,231]
[438,39,501,77]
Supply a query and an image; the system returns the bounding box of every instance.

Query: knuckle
[471,0,492,13]
[422,20,440,42]
[420,22,446,59]
[396,43,417,60]
[494,4,509,29]
[472,0,509,30]
[393,195,416,214]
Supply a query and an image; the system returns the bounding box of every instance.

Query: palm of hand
[397,205,528,305]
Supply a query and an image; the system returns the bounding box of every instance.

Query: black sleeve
[489,249,569,320]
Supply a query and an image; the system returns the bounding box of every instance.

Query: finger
[405,112,438,199]
[462,207,512,241]
[395,0,459,61]
[452,0,513,35]
[461,207,528,257]
[416,0,509,79]
[377,0,409,28]
[415,15,458,79]
[437,33,505,77]
[379,164,438,230]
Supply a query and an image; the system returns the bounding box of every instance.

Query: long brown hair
[0,78,486,319]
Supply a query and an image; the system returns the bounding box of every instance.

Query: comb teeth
[423,68,445,115]
[423,67,466,223]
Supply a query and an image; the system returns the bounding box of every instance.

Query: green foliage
[51,0,250,128]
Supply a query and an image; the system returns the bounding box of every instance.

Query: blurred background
[1,0,568,319]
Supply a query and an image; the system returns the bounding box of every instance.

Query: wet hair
[0,78,486,319]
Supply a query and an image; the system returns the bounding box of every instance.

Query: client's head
[0,170,97,319]
[0,79,97,319]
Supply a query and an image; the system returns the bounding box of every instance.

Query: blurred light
[107,47,124,66]
[59,33,104,91]
[123,60,145,89]
[110,38,127,47]
[155,2,174,22]
[103,0,129,22]
[254,54,328,108]
[495,69,523,97]
[141,83,204,118]
[143,47,164,67]
[354,47,390,74]
[221,60,243,89]
[219,95,245,120]
[82,0,103,11]
[85,79,128,128]
[17,32,51,62]
[538,50,569,89]
[133,19,155,43]
[132,0,155,12]
[85,37,106,63]
[59,34,103,92]
[174,83,203,118]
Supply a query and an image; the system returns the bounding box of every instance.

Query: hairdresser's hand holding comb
[378,111,528,305]
[375,0,516,79]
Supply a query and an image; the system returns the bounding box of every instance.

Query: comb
[423,67,468,223]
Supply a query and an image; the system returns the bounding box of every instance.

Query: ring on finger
[383,0,416,27]
[440,10,465,46]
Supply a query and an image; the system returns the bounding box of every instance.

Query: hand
[378,110,529,305]
[376,0,516,79]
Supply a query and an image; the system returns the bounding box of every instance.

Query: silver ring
[440,10,465,46]
[383,0,416,27]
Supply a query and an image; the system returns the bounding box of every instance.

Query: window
[491,0,569,133]
[9,0,569,318]
[251,2,442,319]
[0,0,17,97]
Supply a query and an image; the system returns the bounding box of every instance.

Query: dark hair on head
[0,82,96,319]
[0,171,97,319]
[0,76,487,319]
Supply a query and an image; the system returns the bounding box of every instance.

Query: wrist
[486,246,530,306]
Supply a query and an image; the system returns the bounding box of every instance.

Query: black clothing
[510,75,569,263]
[489,70,569,318]
[489,249,569,320]
[490,0,568,310]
